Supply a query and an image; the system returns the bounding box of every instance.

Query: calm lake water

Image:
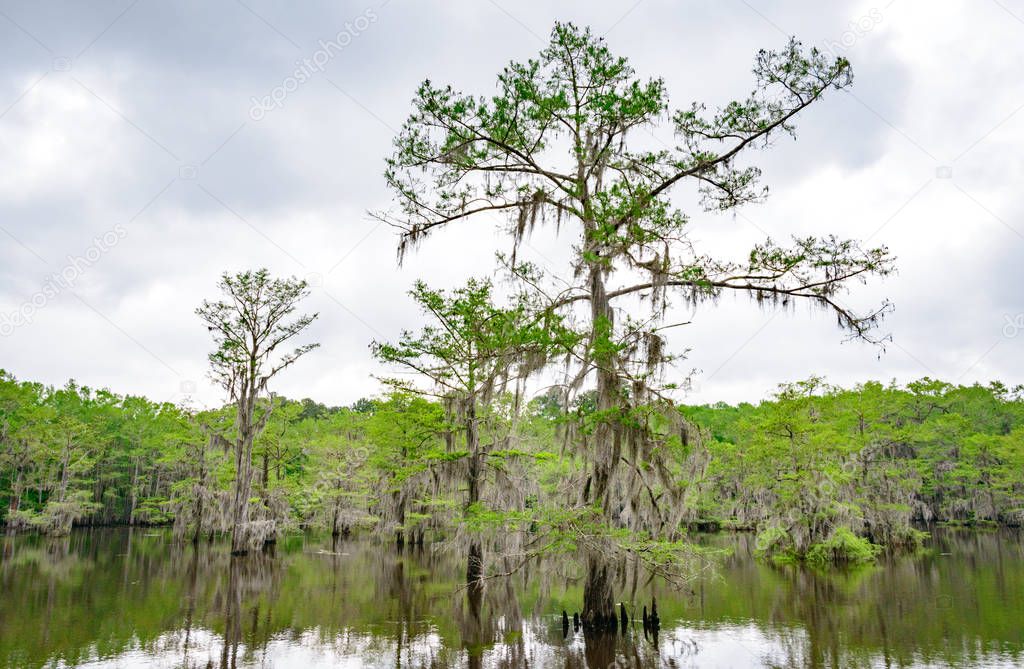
[1,528,1022,668]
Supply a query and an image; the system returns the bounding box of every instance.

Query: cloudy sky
[1,0,1021,409]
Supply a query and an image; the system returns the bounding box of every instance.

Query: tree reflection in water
[0,528,1022,668]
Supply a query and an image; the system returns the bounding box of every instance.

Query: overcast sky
[1,0,1022,409]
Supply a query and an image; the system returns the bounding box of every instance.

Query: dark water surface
[1,528,1022,668]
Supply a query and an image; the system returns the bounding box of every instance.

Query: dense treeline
[3,369,1022,566]
[0,369,558,547]
[683,378,1024,563]
[0,375,192,534]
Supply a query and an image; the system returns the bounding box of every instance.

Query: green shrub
[890,526,930,550]
[754,526,798,564]
[805,527,881,566]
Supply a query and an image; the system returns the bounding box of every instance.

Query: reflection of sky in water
[65,622,1023,669]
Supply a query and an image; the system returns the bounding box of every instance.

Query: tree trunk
[582,553,617,630]
[465,401,483,584]
[57,440,72,504]
[92,462,105,526]
[581,264,621,627]
[7,468,22,528]
[467,541,484,584]
[191,436,208,545]
[394,491,406,548]
[331,502,341,538]
[128,459,140,526]
[192,491,204,545]
[231,441,254,554]
[231,402,256,555]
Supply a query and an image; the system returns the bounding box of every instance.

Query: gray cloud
[1,0,1021,408]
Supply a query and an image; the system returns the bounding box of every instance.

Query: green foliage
[688,378,1024,563]
[805,528,882,567]
[0,371,198,534]
[756,526,880,567]
[754,526,798,563]
[3,361,1022,574]
[195,269,319,398]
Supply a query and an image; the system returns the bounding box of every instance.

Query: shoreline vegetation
[2,368,1021,570]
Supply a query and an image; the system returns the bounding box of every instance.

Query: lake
[0,528,1021,668]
